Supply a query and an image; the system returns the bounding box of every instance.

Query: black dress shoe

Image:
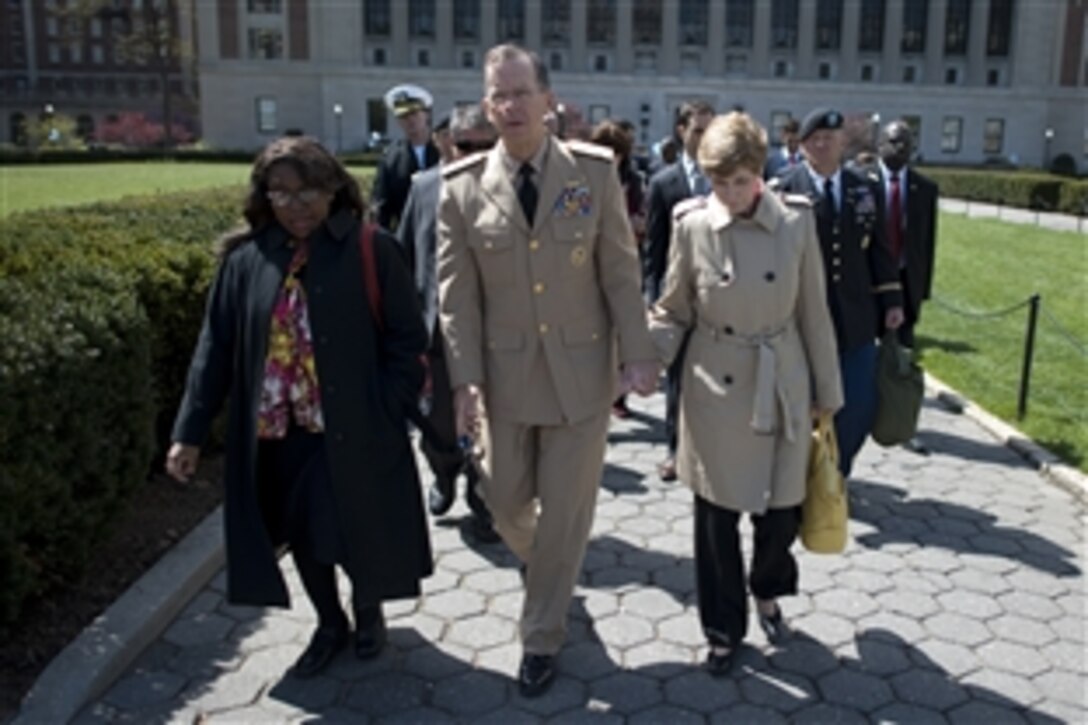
[705,647,734,677]
[428,476,456,516]
[518,653,556,697]
[904,437,931,456]
[354,607,387,660]
[293,625,347,678]
[657,457,678,482]
[758,605,790,644]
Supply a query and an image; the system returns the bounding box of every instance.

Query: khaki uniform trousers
[479,410,611,655]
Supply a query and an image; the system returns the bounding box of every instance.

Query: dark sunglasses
[454,140,495,154]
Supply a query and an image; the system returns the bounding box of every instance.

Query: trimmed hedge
[0,189,242,626]
[0,271,154,624]
[919,167,1088,215]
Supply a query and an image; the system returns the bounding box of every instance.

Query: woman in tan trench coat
[650,113,843,675]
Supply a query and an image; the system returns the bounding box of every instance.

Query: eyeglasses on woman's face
[266,188,328,208]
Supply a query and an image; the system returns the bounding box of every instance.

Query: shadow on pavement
[602,462,650,495]
[607,409,667,446]
[850,480,1080,577]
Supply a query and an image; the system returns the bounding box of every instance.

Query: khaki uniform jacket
[438,137,655,425]
[650,192,844,513]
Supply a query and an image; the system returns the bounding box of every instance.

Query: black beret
[799,108,844,140]
[434,114,451,133]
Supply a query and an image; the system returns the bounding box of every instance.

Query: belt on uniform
[695,320,797,442]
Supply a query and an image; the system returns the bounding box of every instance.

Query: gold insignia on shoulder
[441,153,486,179]
[566,140,614,163]
[571,245,588,268]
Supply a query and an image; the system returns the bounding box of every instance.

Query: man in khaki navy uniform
[773,108,904,478]
[437,44,658,697]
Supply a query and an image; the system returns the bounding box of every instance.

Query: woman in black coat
[166,136,432,678]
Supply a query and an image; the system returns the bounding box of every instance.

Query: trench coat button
[724,325,735,335]
[533,282,545,294]
[539,323,549,334]
[529,239,540,251]
[484,240,494,250]
[764,271,776,282]
[721,272,732,282]
[591,332,599,341]
[723,374,733,385]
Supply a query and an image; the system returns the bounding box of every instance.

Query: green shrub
[0,269,154,626]
[920,167,1086,214]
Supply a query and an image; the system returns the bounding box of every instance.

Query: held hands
[884,306,905,331]
[621,360,661,397]
[166,443,200,483]
[454,384,484,440]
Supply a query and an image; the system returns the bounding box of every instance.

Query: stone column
[924,0,947,85]
[571,0,587,72]
[797,0,817,79]
[967,0,990,85]
[661,0,679,74]
[882,0,904,83]
[752,0,772,78]
[707,0,726,76]
[840,0,861,82]
[615,0,633,73]
[392,0,409,66]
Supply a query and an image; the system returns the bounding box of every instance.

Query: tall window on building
[986,0,1014,57]
[771,0,799,49]
[497,0,524,40]
[815,0,843,51]
[858,0,884,52]
[587,0,616,45]
[256,97,277,133]
[367,98,387,137]
[543,0,571,46]
[983,119,1004,154]
[680,0,708,46]
[248,28,283,59]
[726,0,754,48]
[364,0,391,37]
[940,116,962,153]
[944,0,969,55]
[454,0,479,40]
[409,0,435,37]
[901,0,927,53]
[633,0,662,45]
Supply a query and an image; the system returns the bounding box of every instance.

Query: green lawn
[917,213,1088,470]
[1,162,377,217]
[0,162,254,217]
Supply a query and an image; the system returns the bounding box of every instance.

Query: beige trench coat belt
[694,319,798,443]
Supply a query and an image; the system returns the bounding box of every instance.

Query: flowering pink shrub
[94,112,194,147]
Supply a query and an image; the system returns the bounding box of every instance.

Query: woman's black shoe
[354,608,387,659]
[517,653,556,697]
[705,647,734,677]
[293,626,347,678]
[758,605,789,644]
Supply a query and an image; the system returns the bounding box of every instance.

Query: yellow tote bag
[800,415,848,553]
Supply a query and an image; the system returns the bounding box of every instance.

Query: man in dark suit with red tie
[875,120,939,349]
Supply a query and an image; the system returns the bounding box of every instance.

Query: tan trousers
[479,411,610,655]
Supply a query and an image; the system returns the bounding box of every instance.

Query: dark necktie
[822,177,836,226]
[518,163,538,227]
[888,172,903,263]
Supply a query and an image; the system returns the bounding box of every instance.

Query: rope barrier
[1038,307,1088,358]
[929,294,1034,319]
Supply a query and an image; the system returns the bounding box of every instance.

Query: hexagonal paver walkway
[78,393,1086,723]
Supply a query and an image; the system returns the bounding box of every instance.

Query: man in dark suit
[371,84,441,232]
[774,108,904,478]
[398,104,499,543]
[644,99,715,482]
[875,120,938,349]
